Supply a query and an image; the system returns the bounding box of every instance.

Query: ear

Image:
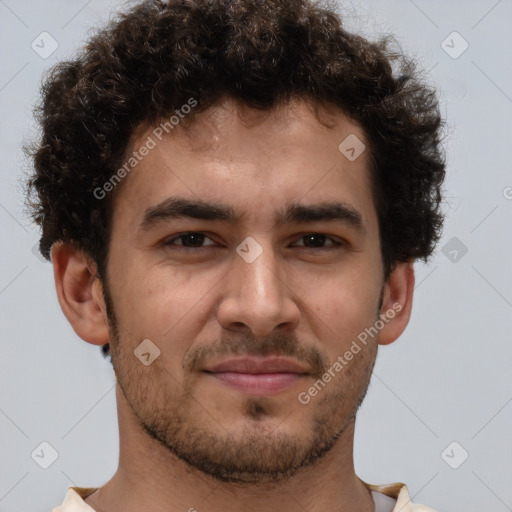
[52,242,109,346]
[377,261,415,346]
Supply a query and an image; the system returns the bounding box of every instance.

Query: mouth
[202,356,309,396]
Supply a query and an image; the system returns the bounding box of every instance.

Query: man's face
[103,99,385,484]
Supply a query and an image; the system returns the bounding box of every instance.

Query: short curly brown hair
[26,0,446,358]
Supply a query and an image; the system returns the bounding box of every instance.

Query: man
[27,0,446,510]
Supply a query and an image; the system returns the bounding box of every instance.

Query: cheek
[111,260,219,346]
[295,263,381,354]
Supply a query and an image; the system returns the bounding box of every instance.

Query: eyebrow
[139,196,366,235]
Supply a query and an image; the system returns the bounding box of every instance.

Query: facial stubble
[100,275,382,485]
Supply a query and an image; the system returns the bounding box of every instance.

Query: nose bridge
[217,238,299,335]
[237,239,280,301]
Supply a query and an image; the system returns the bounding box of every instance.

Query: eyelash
[162,232,344,250]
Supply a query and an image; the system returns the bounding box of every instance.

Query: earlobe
[52,242,110,346]
[377,261,415,346]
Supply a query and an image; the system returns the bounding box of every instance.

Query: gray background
[1,0,511,511]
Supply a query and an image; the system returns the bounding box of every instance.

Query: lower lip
[206,371,304,395]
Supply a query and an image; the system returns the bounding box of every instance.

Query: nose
[216,242,301,337]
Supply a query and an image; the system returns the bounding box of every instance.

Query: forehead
[112,98,377,233]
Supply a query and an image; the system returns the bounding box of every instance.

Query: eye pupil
[304,234,326,247]
[182,233,204,246]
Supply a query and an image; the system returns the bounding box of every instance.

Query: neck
[85,386,374,512]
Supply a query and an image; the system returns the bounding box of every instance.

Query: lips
[203,356,309,375]
[203,356,309,396]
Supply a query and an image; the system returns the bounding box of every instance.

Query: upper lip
[203,357,309,374]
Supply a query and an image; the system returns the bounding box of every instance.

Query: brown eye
[164,232,216,248]
[292,233,342,248]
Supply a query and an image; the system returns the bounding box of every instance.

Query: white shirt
[51,482,436,511]
[372,489,397,512]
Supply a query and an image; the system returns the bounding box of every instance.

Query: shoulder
[50,487,97,512]
[365,481,437,512]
